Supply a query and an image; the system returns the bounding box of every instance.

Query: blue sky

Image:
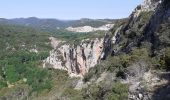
[0,0,143,19]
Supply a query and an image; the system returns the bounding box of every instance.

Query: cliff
[73,0,170,100]
[112,0,170,99]
[1,0,169,99]
[43,33,116,77]
[114,0,170,54]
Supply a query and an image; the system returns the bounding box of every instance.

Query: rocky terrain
[0,18,115,32]
[0,0,169,100]
[43,33,115,77]
[66,24,114,32]
[43,0,170,99]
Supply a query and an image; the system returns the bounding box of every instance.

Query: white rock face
[112,25,122,44]
[142,0,162,11]
[66,24,114,33]
[132,0,162,17]
[44,38,104,77]
[43,31,119,77]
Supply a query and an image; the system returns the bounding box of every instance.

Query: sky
[0,0,143,20]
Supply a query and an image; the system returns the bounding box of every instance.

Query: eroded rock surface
[43,33,117,77]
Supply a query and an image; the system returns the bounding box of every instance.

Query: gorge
[0,0,170,100]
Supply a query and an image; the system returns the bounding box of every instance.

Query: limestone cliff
[112,0,170,54]
[43,33,116,77]
[111,0,170,99]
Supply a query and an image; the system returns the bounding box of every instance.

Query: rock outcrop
[66,24,114,33]
[132,0,162,18]
[43,33,116,77]
[113,0,170,99]
[113,0,170,55]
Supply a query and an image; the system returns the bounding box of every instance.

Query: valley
[0,0,170,100]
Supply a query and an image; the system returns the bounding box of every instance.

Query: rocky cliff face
[43,33,115,77]
[40,0,170,99]
[113,0,170,54]
[43,0,165,78]
[113,0,170,99]
[132,0,161,17]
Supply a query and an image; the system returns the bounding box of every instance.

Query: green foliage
[0,24,52,92]
[81,84,105,100]
[0,81,7,89]
[0,18,115,32]
[0,24,51,55]
[156,17,170,47]
[25,67,52,92]
[119,11,153,44]
[83,48,150,82]
[106,82,128,100]
[83,70,94,82]
[138,11,153,25]
[0,51,52,92]
[51,30,106,46]
[152,47,170,70]
[164,48,170,68]
[80,82,128,100]
[5,65,20,83]
[111,18,127,35]
[61,88,83,100]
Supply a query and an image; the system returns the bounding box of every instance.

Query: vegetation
[0,18,115,34]
[151,47,170,71]
[106,82,128,100]
[0,24,52,93]
[0,21,110,99]
[83,47,150,82]
[0,3,169,99]
[50,30,106,46]
[79,82,128,100]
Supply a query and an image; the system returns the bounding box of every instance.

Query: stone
[139,93,143,99]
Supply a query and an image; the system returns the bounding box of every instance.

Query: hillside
[0,18,116,32]
[0,0,170,100]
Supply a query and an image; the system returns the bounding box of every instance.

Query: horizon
[0,0,143,20]
[1,17,126,20]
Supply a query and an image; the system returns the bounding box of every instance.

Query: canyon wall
[43,33,117,77]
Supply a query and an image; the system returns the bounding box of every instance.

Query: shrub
[0,51,52,92]
[5,65,20,83]
[106,82,128,100]
[0,81,7,89]
[164,47,170,69]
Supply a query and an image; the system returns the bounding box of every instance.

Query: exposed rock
[29,49,38,53]
[43,32,117,77]
[132,0,162,18]
[49,37,63,49]
[138,93,143,99]
[114,0,169,54]
[126,65,169,100]
[66,24,114,32]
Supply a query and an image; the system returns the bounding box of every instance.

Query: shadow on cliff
[152,72,170,100]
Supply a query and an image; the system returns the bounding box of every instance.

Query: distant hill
[0,17,116,32]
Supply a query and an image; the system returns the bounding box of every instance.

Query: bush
[0,51,52,92]
[151,48,170,71]
[164,48,170,69]
[0,81,7,89]
[106,82,128,100]
[5,65,20,83]
[81,82,128,100]
[25,68,52,92]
